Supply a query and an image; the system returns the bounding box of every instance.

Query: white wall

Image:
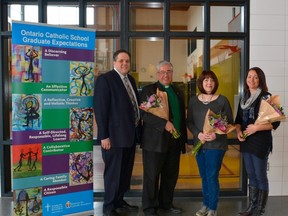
[250,0,288,196]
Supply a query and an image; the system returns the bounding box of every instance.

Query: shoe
[207,210,217,216]
[196,205,209,216]
[144,213,159,216]
[103,209,120,216]
[161,206,183,214]
[144,208,158,216]
[117,201,139,212]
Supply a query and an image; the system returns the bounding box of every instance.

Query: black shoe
[117,201,139,212]
[160,206,183,214]
[144,209,159,216]
[144,213,159,216]
[103,210,120,216]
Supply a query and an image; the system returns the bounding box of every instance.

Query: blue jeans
[242,152,269,191]
[196,149,225,211]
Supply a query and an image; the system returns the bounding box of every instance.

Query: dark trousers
[102,145,136,213]
[142,143,181,214]
[243,152,269,191]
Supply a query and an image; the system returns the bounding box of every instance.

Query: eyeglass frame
[157,70,173,75]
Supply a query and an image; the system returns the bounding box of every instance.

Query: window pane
[177,144,241,191]
[8,4,38,30]
[211,6,244,32]
[170,38,204,107]
[170,3,203,32]
[94,38,120,76]
[210,39,243,119]
[87,3,120,31]
[8,38,13,140]
[93,38,120,140]
[129,2,163,31]
[129,38,164,88]
[93,145,143,192]
[93,142,241,192]
[47,5,79,26]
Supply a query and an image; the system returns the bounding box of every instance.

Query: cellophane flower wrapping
[192,109,235,155]
[255,95,286,125]
[241,95,286,139]
[139,88,180,139]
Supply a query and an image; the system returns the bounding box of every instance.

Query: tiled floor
[2,196,287,216]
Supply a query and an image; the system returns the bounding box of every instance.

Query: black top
[234,91,280,159]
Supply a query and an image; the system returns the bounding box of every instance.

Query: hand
[198,132,206,142]
[165,121,176,134]
[204,132,216,142]
[237,131,246,142]
[244,124,257,137]
[101,138,111,150]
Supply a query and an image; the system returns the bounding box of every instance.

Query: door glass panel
[129,38,164,89]
[6,39,12,140]
[94,38,120,76]
[87,2,120,31]
[7,4,38,30]
[211,6,244,32]
[177,144,241,191]
[47,5,79,26]
[170,38,204,107]
[93,144,241,192]
[93,38,120,140]
[129,2,164,31]
[170,3,203,32]
[209,39,243,117]
[93,145,144,192]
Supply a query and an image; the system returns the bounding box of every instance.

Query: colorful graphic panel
[12,21,95,216]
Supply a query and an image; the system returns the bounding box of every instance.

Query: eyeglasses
[158,70,173,75]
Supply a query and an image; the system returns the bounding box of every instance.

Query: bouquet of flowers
[255,95,286,124]
[139,88,181,139]
[192,109,235,155]
[241,95,286,139]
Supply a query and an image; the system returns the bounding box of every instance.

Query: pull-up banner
[11,21,95,216]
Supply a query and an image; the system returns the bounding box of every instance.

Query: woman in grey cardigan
[187,70,233,216]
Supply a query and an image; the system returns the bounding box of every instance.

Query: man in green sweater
[140,60,187,216]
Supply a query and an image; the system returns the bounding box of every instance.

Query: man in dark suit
[94,49,141,216]
[140,60,187,216]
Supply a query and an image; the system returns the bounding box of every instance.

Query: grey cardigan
[187,94,233,151]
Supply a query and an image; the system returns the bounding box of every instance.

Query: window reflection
[93,144,241,192]
[8,4,38,30]
[87,3,120,31]
[170,38,203,107]
[129,38,164,89]
[47,5,79,25]
[211,6,244,32]
[210,39,243,117]
[2,1,247,195]
[129,2,164,31]
[93,38,120,140]
[170,3,204,32]
[94,38,120,76]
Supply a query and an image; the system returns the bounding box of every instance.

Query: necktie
[123,76,139,125]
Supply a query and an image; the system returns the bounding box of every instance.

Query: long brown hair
[244,67,268,92]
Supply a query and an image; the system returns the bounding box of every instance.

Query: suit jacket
[93,69,141,148]
[140,82,187,153]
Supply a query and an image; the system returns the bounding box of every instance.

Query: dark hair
[113,49,131,61]
[197,70,219,94]
[244,67,268,92]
